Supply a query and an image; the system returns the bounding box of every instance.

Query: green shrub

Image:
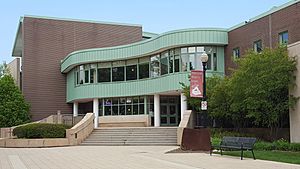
[254,141,274,151]
[289,143,300,151]
[13,123,69,138]
[210,128,254,139]
[274,138,290,151]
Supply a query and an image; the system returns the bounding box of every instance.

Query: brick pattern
[225,2,300,75]
[22,17,142,120]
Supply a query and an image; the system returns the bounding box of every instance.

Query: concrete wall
[288,41,300,143]
[7,58,20,88]
[99,115,151,127]
[21,17,142,120]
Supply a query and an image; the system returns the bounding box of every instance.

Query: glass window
[188,47,196,53]
[90,69,96,83]
[133,97,139,104]
[181,47,188,54]
[112,98,119,116]
[150,55,160,77]
[169,55,174,73]
[197,46,204,53]
[279,31,288,45]
[213,53,217,71]
[112,67,124,81]
[207,54,212,70]
[233,47,240,58]
[104,99,112,116]
[181,54,189,71]
[126,105,132,115]
[133,105,139,115]
[161,52,168,75]
[174,55,180,72]
[97,68,111,82]
[254,40,262,53]
[139,104,144,114]
[189,54,196,70]
[139,63,149,79]
[79,65,84,84]
[76,70,80,85]
[126,65,137,80]
[84,70,89,83]
[119,98,126,115]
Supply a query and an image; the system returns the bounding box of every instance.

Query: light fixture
[200,52,208,63]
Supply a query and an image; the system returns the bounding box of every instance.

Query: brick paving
[0,146,299,169]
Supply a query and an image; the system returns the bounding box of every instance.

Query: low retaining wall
[0,113,84,139]
[0,113,94,148]
[177,110,194,145]
[99,115,151,127]
[0,138,69,148]
[66,113,94,145]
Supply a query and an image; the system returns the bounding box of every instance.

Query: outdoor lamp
[200,52,208,63]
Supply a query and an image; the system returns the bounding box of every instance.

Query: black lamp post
[197,52,208,127]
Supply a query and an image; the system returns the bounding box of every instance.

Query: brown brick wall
[225,2,300,75]
[22,17,142,121]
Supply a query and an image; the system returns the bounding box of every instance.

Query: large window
[150,55,160,77]
[139,57,149,79]
[126,59,138,81]
[279,31,288,45]
[100,96,148,116]
[112,61,125,82]
[254,40,262,53]
[174,48,180,72]
[181,48,188,71]
[161,52,168,75]
[204,46,217,70]
[75,46,220,86]
[90,64,97,83]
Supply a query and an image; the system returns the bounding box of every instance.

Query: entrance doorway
[160,96,179,126]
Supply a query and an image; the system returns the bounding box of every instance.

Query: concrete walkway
[0,146,299,169]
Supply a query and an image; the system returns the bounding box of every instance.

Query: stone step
[81,143,177,146]
[81,127,178,146]
[85,138,177,142]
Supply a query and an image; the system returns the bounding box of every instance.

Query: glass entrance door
[160,103,178,126]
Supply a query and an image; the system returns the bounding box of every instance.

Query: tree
[0,75,30,127]
[0,62,9,78]
[181,46,296,131]
[229,47,296,129]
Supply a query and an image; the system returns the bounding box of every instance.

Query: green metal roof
[61,28,228,73]
[142,32,159,39]
[228,0,300,31]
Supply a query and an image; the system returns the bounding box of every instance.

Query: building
[11,0,300,141]
[7,58,21,88]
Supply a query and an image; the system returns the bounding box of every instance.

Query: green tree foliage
[0,75,30,127]
[229,47,296,128]
[182,47,296,129]
[0,62,9,78]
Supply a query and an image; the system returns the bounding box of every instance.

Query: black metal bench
[210,136,256,160]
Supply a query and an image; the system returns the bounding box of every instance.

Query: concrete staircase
[81,127,178,146]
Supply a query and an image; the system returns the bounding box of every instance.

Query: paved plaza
[0,146,299,169]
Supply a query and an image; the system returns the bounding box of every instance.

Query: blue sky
[0,0,290,63]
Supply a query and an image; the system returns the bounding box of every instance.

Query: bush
[254,141,274,151]
[210,128,254,139]
[13,123,69,138]
[211,131,300,152]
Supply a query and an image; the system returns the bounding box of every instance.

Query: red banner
[190,70,203,98]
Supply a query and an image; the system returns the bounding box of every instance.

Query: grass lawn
[214,150,300,165]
